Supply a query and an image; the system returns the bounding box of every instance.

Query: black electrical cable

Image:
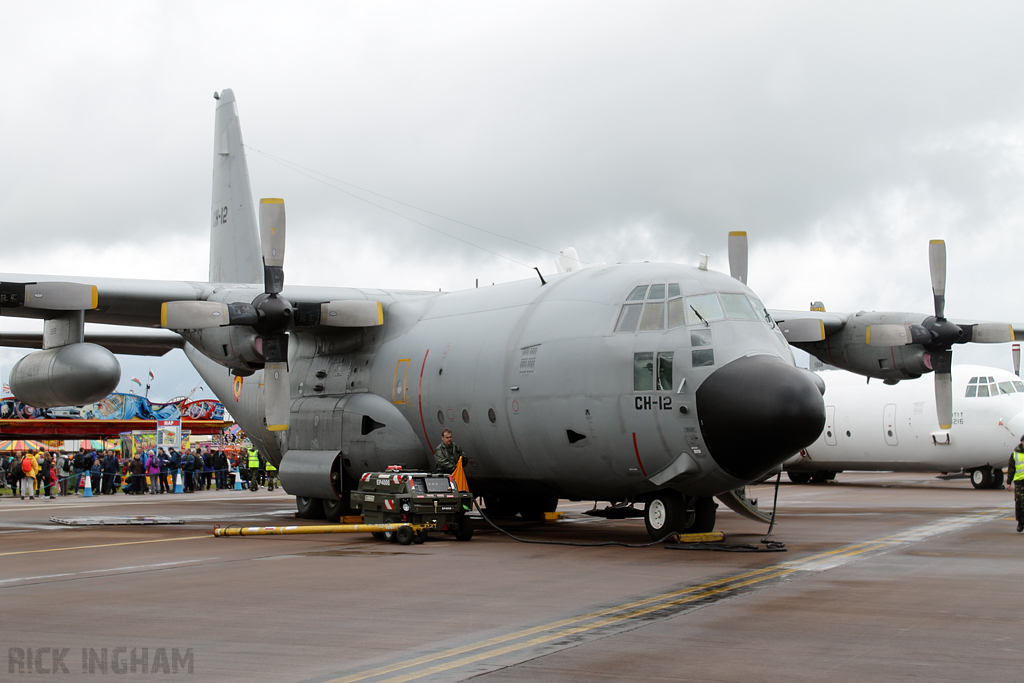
[667,475,787,552]
[760,471,787,551]
[473,500,677,548]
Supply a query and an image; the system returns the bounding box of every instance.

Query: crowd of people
[0,446,276,499]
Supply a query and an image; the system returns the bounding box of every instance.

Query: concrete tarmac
[0,473,1020,682]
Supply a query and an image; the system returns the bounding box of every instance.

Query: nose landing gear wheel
[644,490,683,541]
[971,467,995,489]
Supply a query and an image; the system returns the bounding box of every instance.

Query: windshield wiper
[690,305,709,327]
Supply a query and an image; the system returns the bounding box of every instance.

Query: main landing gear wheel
[644,490,683,541]
[787,471,812,484]
[971,467,995,489]
[517,497,558,521]
[993,468,1005,488]
[322,497,344,523]
[810,471,836,484]
[482,495,519,518]
[295,496,325,520]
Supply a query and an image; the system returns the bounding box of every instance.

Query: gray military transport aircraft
[1,90,1017,540]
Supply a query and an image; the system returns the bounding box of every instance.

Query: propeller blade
[928,349,953,429]
[934,372,953,430]
[161,301,231,329]
[865,324,912,346]
[0,282,98,311]
[727,231,748,285]
[263,362,290,431]
[1014,343,1021,377]
[928,239,946,319]
[260,331,290,431]
[259,198,286,294]
[967,323,1014,344]
[319,300,384,327]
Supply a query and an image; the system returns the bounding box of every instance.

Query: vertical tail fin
[209,89,263,284]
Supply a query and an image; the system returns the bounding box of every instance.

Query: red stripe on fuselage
[632,432,647,477]
[418,350,432,453]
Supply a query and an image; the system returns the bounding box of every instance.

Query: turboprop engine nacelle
[178,327,264,374]
[800,311,931,382]
[9,343,120,408]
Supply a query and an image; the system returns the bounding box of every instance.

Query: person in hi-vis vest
[1007,435,1024,533]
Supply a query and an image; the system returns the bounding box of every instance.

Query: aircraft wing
[0,330,184,356]
[768,309,847,343]
[0,273,208,328]
[0,273,396,329]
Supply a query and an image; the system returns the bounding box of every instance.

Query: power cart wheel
[396,525,415,545]
[454,516,474,541]
[413,530,428,544]
[382,516,400,543]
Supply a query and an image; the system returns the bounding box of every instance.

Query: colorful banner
[0,393,227,422]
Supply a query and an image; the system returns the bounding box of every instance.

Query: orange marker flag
[451,456,469,492]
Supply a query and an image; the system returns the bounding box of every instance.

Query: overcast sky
[3,1,1024,401]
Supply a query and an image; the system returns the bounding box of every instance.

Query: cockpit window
[648,284,665,300]
[626,286,648,302]
[999,381,1015,395]
[1014,381,1024,392]
[667,298,685,329]
[615,304,643,332]
[720,293,760,321]
[977,384,990,397]
[639,302,665,331]
[633,352,654,391]
[657,352,673,390]
[667,283,680,298]
[685,294,725,326]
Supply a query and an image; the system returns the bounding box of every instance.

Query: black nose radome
[696,355,826,482]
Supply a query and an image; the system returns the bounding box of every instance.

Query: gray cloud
[2,1,1024,384]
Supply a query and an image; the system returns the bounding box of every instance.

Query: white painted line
[784,508,1008,573]
[0,558,218,585]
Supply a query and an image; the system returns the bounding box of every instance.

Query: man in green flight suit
[1007,435,1024,532]
[433,428,465,474]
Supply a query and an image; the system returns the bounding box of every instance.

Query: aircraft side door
[883,403,898,446]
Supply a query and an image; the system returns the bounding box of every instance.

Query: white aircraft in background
[784,361,1024,489]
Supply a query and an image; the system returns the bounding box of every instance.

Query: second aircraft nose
[695,355,826,482]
